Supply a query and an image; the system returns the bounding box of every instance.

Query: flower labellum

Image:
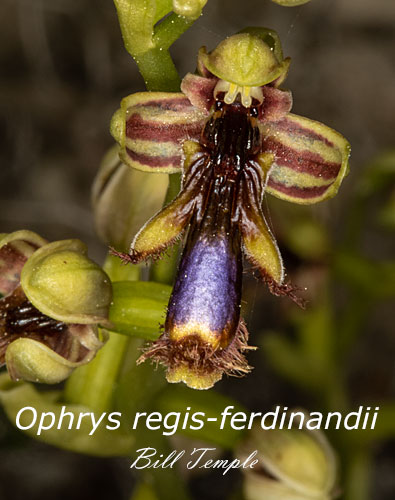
[0,231,112,383]
[111,28,350,390]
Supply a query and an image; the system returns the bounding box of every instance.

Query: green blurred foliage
[260,151,395,500]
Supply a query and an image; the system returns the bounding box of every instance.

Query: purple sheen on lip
[166,231,242,343]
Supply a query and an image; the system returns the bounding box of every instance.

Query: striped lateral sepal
[110,92,207,173]
[263,113,351,204]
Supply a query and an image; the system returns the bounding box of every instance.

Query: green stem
[104,253,141,282]
[136,47,181,91]
[64,331,129,413]
[134,431,190,500]
[130,482,158,500]
[343,447,372,500]
[164,172,182,204]
[322,371,349,414]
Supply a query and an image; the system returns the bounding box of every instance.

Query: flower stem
[64,331,129,413]
[153,13,193,50]
[343,447,372,500]
[136,47,181,91]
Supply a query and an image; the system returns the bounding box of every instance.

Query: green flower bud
[172,0,208,20]
[239,412,337,499]
[0,231,112,384]
[92,146,168,252]
[198,32,289,87]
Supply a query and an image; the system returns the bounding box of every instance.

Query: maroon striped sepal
[110,92,207,173]
[262,113,351,204]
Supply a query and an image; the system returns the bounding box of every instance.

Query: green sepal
[20,239,112,325]
[92,146,168,252]
[239,418,337,499]
[237,27,285,66]
[263,113,351,204]
[198,32,289,87]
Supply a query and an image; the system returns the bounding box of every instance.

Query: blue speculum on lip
[112,31,350,390]
[168,224,242,350]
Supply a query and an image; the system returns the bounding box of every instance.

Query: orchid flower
[0,231,112,383]
[110,28,350,390]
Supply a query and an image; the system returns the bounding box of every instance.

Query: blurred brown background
[0,0,394,499]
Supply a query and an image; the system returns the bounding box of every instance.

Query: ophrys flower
[111,28,350,390]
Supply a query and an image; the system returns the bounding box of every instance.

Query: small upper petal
[180,73,217,113]
[259,86,293,123]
